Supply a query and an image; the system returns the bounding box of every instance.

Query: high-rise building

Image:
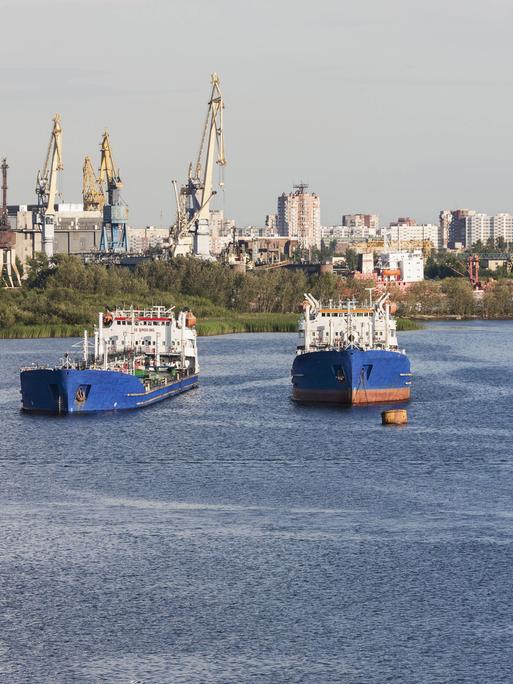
[439,210,451,249]
[342,213,379,231]
[265,213,277,235]
[209,209,236,255]
[465,213,491,247]
[389,217,417,227]
[277,184,321,250]
[383,223,441,249]
[491,213,513,244]
[440,209,476,248]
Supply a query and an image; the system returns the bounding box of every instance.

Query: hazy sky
[1,0,513,227]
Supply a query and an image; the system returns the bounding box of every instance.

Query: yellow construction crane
[98,130,128,251]
[82,156,105,211]
[35,114,63,258]
[98,130,123,196]
[170,73,226,258]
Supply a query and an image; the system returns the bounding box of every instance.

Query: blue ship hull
[20,368,198,414]
[291,348,411,404]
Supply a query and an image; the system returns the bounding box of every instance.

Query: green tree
[441,278,475,316]
[482,282,513,318]
[25,253,53,289]
[496,236,507,252]
[401,281,444,316]
[344,249,358,271]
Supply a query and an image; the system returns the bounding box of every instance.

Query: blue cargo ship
[291,293,412,404]
[20,306,199,414]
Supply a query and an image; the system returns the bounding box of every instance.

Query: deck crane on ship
[35,114,63,258]
[98,130,128,252]
[170,73,226,259]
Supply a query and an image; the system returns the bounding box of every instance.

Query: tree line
[1,254,513,331]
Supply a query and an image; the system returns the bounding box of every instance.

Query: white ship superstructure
[298,292,400,354]
[95,306,198,372]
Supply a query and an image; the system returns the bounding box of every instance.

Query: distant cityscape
[4,178,513,287]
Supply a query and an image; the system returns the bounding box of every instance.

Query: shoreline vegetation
[0,314,423,339]
[2,254,511,340]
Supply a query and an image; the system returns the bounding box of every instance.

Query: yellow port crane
[82,156,105,211]
[170,73,226,258]
[97,130,128,251]
[35,114,63,258]
[98,130,123,197]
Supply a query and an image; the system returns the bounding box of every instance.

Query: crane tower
[35,114,63,258]
[98,130,128,252]
[82,156,105,212]
[0,158,21,287]
[170,73,226,258]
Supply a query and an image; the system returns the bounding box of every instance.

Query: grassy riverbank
[0,324,88,339]
[0,314,300,339]
[0,314,423,339]
[0,254,433,339]
[396,318,424,331]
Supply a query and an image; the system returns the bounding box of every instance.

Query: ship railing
[20,363,51,371]
[113,306,175,319]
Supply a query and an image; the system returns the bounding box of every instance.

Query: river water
[1,322,513,683]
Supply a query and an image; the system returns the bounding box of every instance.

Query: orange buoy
[381,409,408,425]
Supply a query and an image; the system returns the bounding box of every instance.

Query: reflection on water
[1,323,513,682]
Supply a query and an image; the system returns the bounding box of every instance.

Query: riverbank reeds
[0,314,299,339]
[396,318,424,331]
[0,324,89,339]
[196,313,299,336]
[0,314,422,339]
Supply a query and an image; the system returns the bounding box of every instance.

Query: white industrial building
[379,250,424,283]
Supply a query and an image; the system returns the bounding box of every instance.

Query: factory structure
[1,73,228,286]
[4,114,129,268]
[2,70,513,290]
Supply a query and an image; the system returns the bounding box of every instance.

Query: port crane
[35,114,63,258]
[445,254,482,289]
[82,156,105,212]
[98,130,128,252]
[170,73,226,258]
[0,158,21,287]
